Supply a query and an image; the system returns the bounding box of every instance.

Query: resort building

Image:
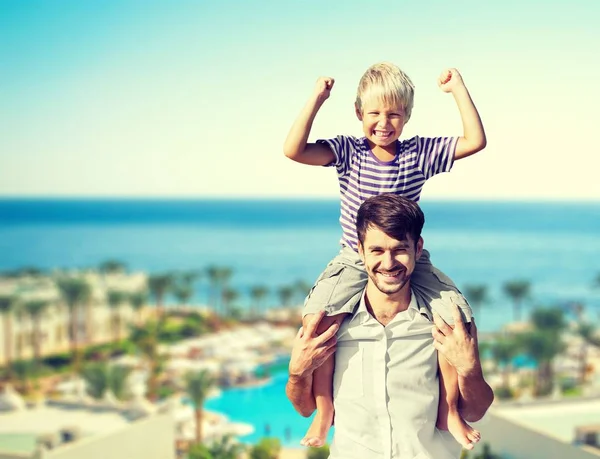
[0,272,149,366]
[475,398,600,458]
[0,395,175,459]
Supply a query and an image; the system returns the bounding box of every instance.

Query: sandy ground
[279,448,307,459]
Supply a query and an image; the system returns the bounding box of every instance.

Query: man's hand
[312,76,335,105]
[432,302,480,377]
[289,311,339,379]
[438,68,465,93]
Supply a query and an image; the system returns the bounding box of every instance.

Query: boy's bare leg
[300,313,348,447]
[437,352,481,450]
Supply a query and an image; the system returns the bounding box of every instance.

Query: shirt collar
[351,289,431,325]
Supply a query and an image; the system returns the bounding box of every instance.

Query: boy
[283,62,486,450]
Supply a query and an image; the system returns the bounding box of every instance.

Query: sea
[1,198,600,333]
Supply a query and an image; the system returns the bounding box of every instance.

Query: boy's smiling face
[356,98,407,156]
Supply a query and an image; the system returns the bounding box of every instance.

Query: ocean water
[1,198,600,332]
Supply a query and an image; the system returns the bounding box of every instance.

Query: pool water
[205,370,334,447]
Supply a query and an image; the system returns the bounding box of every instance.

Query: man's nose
[381,252,395,269]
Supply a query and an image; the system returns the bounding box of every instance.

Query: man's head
[354,63,415,151]
[356,194,424,295]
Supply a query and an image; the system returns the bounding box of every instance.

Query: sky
[1,0,599,201]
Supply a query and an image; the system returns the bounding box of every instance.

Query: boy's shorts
[303,245,472,325]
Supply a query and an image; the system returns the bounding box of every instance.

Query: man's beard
[368,269,411,295]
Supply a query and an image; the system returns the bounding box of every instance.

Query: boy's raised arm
[283,77,337,166]
[438,68,487,160]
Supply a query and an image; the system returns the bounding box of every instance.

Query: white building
[0,272,150,366]
[473,398,600,458]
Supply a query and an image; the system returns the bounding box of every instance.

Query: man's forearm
[286,373,316,417]
[457,366,494,422]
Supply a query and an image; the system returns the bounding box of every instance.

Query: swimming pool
[205,369,334,447]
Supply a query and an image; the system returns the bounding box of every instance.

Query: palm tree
[490,337,519,391]
[206,265,221,312]
[56,277,92,373]
[130,321,163,400]
[0,295,17,381]
[81,362,110,400]
[502,280,531,322]
[576,322,600,386]
[519,307,567,395]
[277,285,295,308]
[24,299,50,372]
[530,307,566,333]
[81,361,132,401]
[12,360,34,394]
[148,273,173,316]
[206,266,233,315]
[221,287,239,318]
[129,291,148,325]
[207,435,246,459]
[107,290,127,343]
[173,284,194,308]
[175,270,201,309]
[249,438,281,459]
[181,270,201,287]
[185,369,217,444]
[474,443,501,459]
[250,285,269,318]
[99,259,127,275]
[293,279,312,305]
[463,284,488,319]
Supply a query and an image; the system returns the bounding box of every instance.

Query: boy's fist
[438,68,464,93]
[313,76,335,103]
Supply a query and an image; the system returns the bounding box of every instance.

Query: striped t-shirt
[317,135,458,250]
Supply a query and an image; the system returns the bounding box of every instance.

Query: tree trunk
[33,316,41,373]
[3,315,13,381]
[195,407,203,443]
[502,366,510,389]
[85,301,94,344]
[580,344,588,385]
[70,306,78,355]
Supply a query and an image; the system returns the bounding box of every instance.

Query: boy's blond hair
[355,62,415,120]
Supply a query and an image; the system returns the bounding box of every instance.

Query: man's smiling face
[358,224,422,296]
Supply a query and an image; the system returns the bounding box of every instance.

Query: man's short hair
[356,194,425,246]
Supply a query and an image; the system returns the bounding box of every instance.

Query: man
[286,194,494,459]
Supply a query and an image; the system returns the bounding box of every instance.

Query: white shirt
[330,292,461,459]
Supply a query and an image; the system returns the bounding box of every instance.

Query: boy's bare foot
[446,413,481,450]
[300,409,333,447]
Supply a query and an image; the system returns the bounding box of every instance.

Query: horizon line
[0,195,599,204]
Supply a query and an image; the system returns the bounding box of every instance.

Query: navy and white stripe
[317,135,457,250]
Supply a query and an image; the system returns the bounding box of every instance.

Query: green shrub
[494,386,514,400]
[248,438,281,459]
[307,445,330,459]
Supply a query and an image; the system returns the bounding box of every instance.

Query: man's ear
[355,103,363,121]
[416,237,424,260]
[358,242,365,261]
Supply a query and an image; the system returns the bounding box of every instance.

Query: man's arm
[432,305,494,422]
[438,68,487,160]
[283,77,337,166]
[285,311,339,416]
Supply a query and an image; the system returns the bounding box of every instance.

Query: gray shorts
[303,245,472,325]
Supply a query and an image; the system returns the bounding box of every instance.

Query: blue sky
[1,0,599,200]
